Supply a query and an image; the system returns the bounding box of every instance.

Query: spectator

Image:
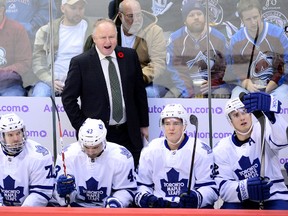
[94,0,169,97]
[5,0,56,43]
[31,0,94,97]
[226,0,288,102]
[261,0,287,34]
[139,0,183,38]
[166,0,230,98]
[213,92,288,209]
[108,0,123,20]
[202,0,242,42]
[54,118,136,207]
[116,0,169,97]
[0,0,31,96]
[61,18,149,167]
[0,113,54,206]
[135,104,218,208]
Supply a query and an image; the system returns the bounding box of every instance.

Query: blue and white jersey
[54,142,136,207]
[167,26,227,97]
[0,139,54,206]
[228,21,288,85]
[213,114,288,203]
[136,134,218,208]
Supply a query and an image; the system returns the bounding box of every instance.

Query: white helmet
[224,97,253,135]
[0,113,26,155]
[160,104,189,126]
[224,97,245,121]
[78,118,107,148]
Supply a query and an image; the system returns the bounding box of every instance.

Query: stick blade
[190,114,198,127]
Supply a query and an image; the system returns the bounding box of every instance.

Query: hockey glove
[179,190,202,208]
[57,174,76,198]
[242,92,281,123]
[284,162,288,176]
[134,192,178,208]
[238,177,273,202]
[105,196,123,208]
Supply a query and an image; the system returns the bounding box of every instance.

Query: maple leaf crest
[235,156,260,180]
[79,177,107,203]
[0,175,25,206]
[160,168,188,197]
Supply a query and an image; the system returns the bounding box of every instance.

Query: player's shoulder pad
[196,140,212,155]
[63,142,81,156]
[26,139,51,158]
[107,142,133,160]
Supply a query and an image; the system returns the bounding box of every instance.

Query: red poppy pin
[117,52,124,58]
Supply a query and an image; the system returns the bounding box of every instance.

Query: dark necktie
[106,56,123,123]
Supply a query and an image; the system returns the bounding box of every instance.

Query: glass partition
[1,1,288,177]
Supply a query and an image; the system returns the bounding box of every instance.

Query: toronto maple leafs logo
[160,168,188,197]
[78,177,107,203]
[235,156,260,180]
[35,145,49,156]
[201,142,212,154]
[0,175,25,206]
[120,147,132,159]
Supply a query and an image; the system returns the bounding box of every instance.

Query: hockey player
[213,92,288,209]
[135,104,218,208]
[55,118,136,207]
[0,113,54,206]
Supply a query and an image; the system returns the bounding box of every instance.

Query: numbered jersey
[0,139,54,206]
[213,114,288,203]
[136,134,218,208]
[54,142,136,207]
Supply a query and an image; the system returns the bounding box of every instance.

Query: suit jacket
[61,46,149,151]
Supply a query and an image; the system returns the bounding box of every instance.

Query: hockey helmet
[78,118,107,149]
[160,104,189,126]
[224,97,245,121]
[0,113,26,155]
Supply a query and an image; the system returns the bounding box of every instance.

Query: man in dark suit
[61,18,149,167]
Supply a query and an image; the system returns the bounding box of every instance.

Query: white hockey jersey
[213,114,288,203]
[0,139,54,206]
[136,134,218,208]
[54,142,137,207]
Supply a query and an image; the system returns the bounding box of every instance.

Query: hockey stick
[239,92,266,209]
[50,96,70,206]
[246,25,259,79]
[187,114,199,194]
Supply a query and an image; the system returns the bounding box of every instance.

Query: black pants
[107,123,140,168]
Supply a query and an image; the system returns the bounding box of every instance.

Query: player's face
[3,129,24,155]
[185,10,206,33]
[92,22,117,56]
[230,108,252,133]
[82,143,104,159]
[4,129,23,145]
[163,118,185,146]
[61,1,85,26]
[119,3,143,35]
[241,8,262,37]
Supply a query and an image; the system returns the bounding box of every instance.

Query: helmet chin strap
[164,127,186,147]
[234,124,253,136]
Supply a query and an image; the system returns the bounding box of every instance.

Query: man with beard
[166,0,230,98]
[31,0,94,96]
